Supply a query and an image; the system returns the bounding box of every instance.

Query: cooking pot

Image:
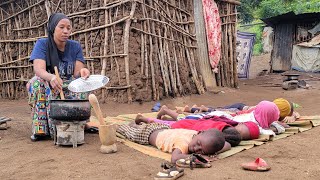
[49,99,91,121]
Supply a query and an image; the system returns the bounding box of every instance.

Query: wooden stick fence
[0,0,239,102]
[217,1,238,88]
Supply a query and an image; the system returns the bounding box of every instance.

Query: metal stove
[49,99,91,148]
[53,120,87,148]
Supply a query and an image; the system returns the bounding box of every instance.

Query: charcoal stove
[283,74,300,81]
[49,99,91,148]
[282,74,300,90]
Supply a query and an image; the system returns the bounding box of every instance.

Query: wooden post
[193,0,217,90]
[44,0,51,18]
[101,0,109,102]
[123,1,136,103]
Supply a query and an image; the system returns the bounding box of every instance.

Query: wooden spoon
[54,66,65,100]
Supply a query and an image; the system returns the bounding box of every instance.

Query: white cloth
[292,45,320,72]
[270,121,285,134]
[259,128,276,136]
[207,111,235,120]
[233,112,257,123]
[233,112,276,136]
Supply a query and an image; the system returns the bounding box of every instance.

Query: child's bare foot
[176,109,183,114]
[200,105,207,112]
[157,105,168,119]
[175,106,184,112]
[191,104,198,108]
[183,105,191,112]
[128,121,139,127]
[135,113,146,124]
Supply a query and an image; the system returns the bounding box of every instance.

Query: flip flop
[0,117,11,130]
[176,154,211,169]
[151,102,161,112]
[154,162,184,180]
[241,158,271,171]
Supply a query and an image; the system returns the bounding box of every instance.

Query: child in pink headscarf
[232,101,280,136]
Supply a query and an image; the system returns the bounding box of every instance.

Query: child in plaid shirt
[117,122,225,163]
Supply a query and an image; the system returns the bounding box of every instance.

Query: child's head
[253,100,280,129]
[273,98,293,120]
[222,127,241,146]
[188,128,225,155]
[235,122,260,140]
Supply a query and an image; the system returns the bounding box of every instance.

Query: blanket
[202,0,221,69]
[236,31,256,79]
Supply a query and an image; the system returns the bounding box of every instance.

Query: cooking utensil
[68,75,109,93]
[49,99,91,121]
[54,66,65,100]
[89,94,117,154]
[88,94,106,125]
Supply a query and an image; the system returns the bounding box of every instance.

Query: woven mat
[89,114,320,161]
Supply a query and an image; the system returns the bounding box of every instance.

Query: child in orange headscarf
[273,98,300,123]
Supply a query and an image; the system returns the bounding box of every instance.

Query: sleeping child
[116,122,225,163]
[135,112,260,142]
[137,106,259,141]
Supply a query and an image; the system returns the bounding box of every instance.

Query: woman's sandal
[154,162,184,180]
[176,154,212,169]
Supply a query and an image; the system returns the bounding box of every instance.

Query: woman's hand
[49,75,63,92]
[80,68,90,79]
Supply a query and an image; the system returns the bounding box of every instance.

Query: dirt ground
[1,56,320,180]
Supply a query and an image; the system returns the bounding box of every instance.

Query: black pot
[49,99,91,121]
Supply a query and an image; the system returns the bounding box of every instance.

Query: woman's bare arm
[74,60,90,79]
[33,59,62,91]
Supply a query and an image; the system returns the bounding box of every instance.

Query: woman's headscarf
[46,13,69,73]
[253,101,280,129]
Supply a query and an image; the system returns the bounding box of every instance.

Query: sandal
[151,102,161,112]
[154,162,184,180]
[176,154,212,169]
[241,158,271,171]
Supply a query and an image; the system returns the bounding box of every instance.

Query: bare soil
[1,57,320,179]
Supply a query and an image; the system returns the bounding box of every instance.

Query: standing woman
[27,13,90,141]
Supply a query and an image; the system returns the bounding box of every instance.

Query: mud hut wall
[0,0,205,102]
[0,0,47,99]
[129,0,205,102]
[216,1,238,88]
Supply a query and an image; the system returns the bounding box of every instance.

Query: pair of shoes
[176,153,211,169]
[151,102,161,112]
[154,162,184,180]
[241,158,271,171]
